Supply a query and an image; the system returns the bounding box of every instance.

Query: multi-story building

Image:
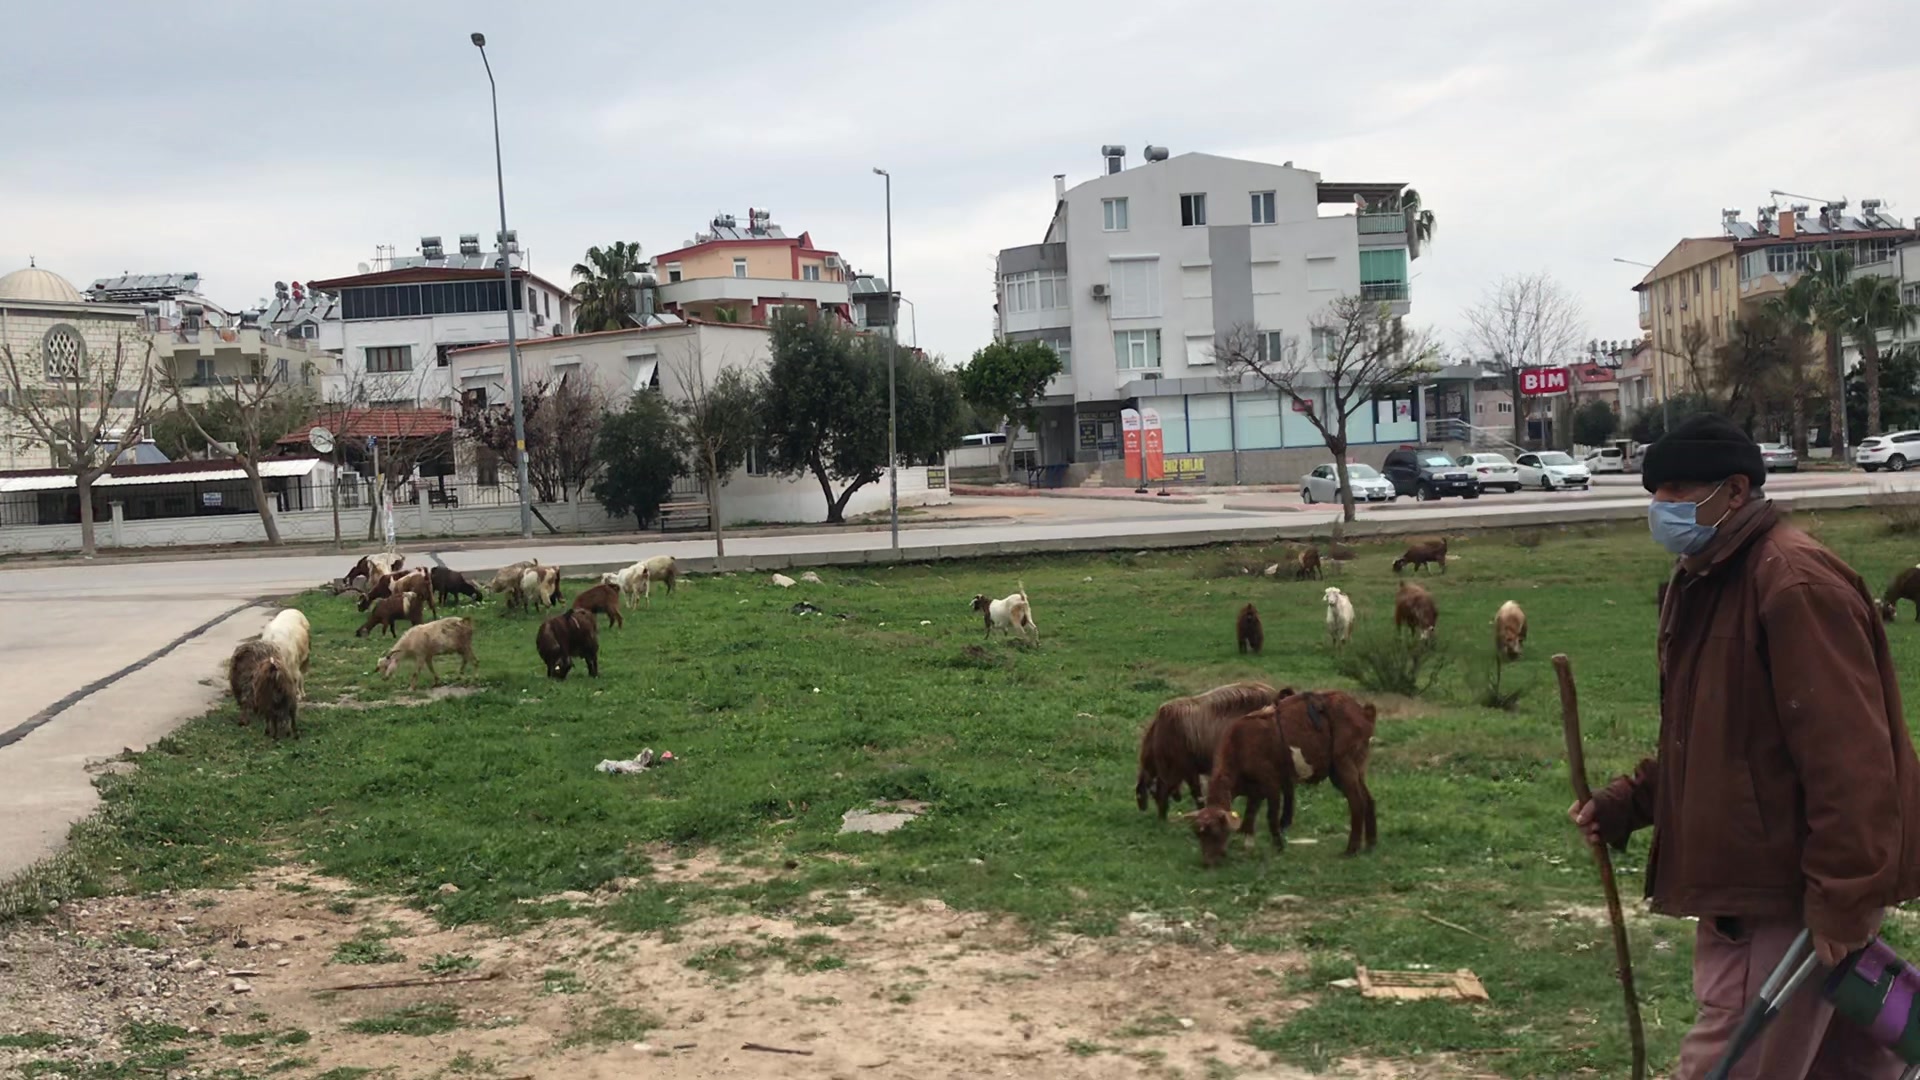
[86,273,316,403]
[992,147,1439,479]
[296,234,573,409]
[1635,201,1919,404]
[0,263,150,471]
[650,210,855,325]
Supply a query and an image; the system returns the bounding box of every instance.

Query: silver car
[1516,451,1592,490]
[1758,442,1797,472]
[1455,452,1520,493]
[1300,463,1396,504]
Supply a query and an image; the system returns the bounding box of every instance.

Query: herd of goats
[214,530,1559,867]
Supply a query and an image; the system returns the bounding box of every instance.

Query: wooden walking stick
[1555,653,1648,1080]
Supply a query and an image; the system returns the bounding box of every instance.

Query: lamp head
[872,167,887,177]
[470,32,486,47]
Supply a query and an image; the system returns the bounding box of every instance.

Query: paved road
[3,468,1916,880]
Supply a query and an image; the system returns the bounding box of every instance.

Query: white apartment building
[995,148,1438,482]
[287,234,573,409]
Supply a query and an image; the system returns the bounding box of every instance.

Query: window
[195,357,216,383]
[1052,339,1070,372]
[1311,327,1338,361]
[1710,262,1720,290]
[435,344,458,367]
[1251,190,1276,225]
[1187,394,1232,451]
[1185,336,1213,367]
[745,442,771,477]
[1260,330,1288,362]
[1102,197,1129,231]
[1359,249,1409,301]
[1234,392,1282,449]
[275,358,290,383]
[667,262,683,283]
[365,345,412,373]
[733,258,749,278]
[1002,270,1070,314]
[248,356,264,379]
[1108,258,1161,318]
[41,324,86,379]
[1712,314,1722,340]
[802,264,821,281]
[1693,270,1702,295]
[475,446,501,487]
[1180,193,1207,227]
[460,386,489,411]
[1113,329,1161,370]
[340,279,520,320]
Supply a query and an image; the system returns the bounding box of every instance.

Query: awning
[630,359,658,392]
[0,458,324,495]
[461,366,504,380]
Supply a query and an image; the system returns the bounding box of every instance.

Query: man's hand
[1814,911,1885,967]
[1568,800,1603,847]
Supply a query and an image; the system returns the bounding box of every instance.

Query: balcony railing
[1360,281,1410,302]
[1356,212,1406,235]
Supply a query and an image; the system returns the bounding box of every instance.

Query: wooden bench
[427,489,460,508]
[660,501,711,531]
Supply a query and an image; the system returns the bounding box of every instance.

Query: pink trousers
[1675,916,1905,1079]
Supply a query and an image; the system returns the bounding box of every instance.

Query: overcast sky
[6,0,1919,365]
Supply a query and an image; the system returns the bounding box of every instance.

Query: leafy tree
[673,361,761,556]
[1399,188,1436,257]
[1626,392,1718,445]
[890,344,966,467]
[591,391,686,529]
[162,361,317,545]
[569,242,645,333]
[1847,345,1920,444]
[958,340,1062,479]
[1571,399,1618,448]
[1715,310,1815,450]
[1214,296,1439,525]
[1843,274,1920,435]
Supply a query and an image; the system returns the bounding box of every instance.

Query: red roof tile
[278,407,453,445]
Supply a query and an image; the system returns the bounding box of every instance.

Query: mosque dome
[0,265,84,304]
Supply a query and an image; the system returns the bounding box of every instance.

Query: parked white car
[1856,431,1920,472]
[1300,463,1396,504]
[1454,452,1520,493]
[1583,447,1626,474]
[1515,451,1592,490]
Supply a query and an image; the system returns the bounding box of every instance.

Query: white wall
[719,466,948,526]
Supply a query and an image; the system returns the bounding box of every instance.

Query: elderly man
[1570,412,1920,1079]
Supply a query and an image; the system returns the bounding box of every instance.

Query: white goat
[260,608,312,676]
[377,617,477,689]
[971,584,1037,641]
[1324,586,1355,647]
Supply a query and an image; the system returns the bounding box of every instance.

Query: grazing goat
[1188,703,1300,867]
[487,559,540,609]
[1236,603,1263,655]
[641,554,679,595]
[971,585,1037,641]
[259,609,311,676]
[430,566,483,607]
[344,552,404,588]
[535,610,600,680]
[1189,690,1379,865]
[1392,537,1448,574]
[1882,566,1920,622]
[572,582,624,629]
[358,567,436,618]
[1294,547,1323,581]
[1394,580,1438,642]
[377,617,476,689]
[1324,586,1355,647]
[357,590,423,638]
[228,640,301,740]
[518,565,564,612]
[1134,681,1284,819]
[1494,600,1528,661]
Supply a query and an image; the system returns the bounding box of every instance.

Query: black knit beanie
[1640,412,1766,493]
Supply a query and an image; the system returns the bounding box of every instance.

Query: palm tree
[1767,250,1854,460]
[570,241,646,333]
[1400,188,1436,258]
[710,306,742,324]
[1843,274,1920,436]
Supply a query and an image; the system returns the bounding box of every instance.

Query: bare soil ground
[0,857,1467,1080]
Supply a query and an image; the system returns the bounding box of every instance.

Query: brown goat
[430,566,484,606]
[1189,704,1301,867]
[1189,690,1379,865]
[227,639,300,739]
[536,610,600,680]
[358,568,437,618]
[1236,603,1263,655]
[1394,580,1438,642]
[1294,547,1323,581]
[1882,566,1920,622]
[1392,537,1448,574]
[572,582,624,629]
[1135,682,1284,818]
[356,590,423,638]
[1275,690,1378,855]
[1494,600,1528,661]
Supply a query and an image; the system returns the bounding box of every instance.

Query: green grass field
[24,508,1920,1076]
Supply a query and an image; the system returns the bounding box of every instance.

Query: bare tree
[0,332,165,556]
[162,358,318,545]
[1215,296,1440,525]
[673,353,762,557]
[325,365,448,542]
[1461,272,1587,446]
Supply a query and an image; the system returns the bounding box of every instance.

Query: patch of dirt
[308,685,481,711]
[0,859,1446,1080]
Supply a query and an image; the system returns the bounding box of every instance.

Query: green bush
[1334,630,1447,697]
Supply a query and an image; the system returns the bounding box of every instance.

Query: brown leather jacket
[1590,499,1920,943]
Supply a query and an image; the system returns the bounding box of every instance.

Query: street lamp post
[873,167,898,555]
[472,31,533,539]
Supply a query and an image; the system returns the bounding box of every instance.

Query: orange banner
[1121,408,1143,481]
[1141,408,1165,481]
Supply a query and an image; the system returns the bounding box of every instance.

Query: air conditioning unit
[824,255,843,270]
[1142,372,1162,380]
[1090,283,1109,300]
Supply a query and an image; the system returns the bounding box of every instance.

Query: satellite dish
[357,262,372,274]
[308,426,335,454]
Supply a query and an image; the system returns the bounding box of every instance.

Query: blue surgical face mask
[1648,483,1728,556]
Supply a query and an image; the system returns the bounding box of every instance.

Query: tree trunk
[1825,330,1848,461]
[1329,432,1357,524]
[1863,335,1884,436]
[830,476,877,524]
[1791,391,1809,459]
[1510,370,1525,447]
[241,458,282,545]
[998,436,1012,482]
[77,472,98,557]
[809,455,840,524]
[707,451,726,558]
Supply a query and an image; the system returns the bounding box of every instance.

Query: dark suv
[1382,445,1480,501]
